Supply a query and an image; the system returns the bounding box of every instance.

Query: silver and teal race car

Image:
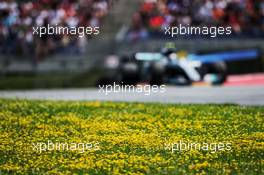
[98,48,260,86]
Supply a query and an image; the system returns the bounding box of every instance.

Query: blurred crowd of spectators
[127,0,264,40]
[0,0,110,59]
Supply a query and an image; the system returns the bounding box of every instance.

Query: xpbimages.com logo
[164,24,232,38]
[165,141,232,153]
[98,82,166,95]
[32,141,100,153]
[32,24,100,38]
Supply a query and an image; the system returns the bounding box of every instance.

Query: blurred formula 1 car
[98,48,260,86]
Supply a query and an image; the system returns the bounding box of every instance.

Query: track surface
[0,86,263,106]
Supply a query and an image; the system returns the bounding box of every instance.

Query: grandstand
[126,0,264,40]
[0,0,111,59]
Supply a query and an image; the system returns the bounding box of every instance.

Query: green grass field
[0,99,263,174]
[0,69,101,90]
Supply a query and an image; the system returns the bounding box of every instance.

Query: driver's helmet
[161,47,175,57]
[161,42,176,56]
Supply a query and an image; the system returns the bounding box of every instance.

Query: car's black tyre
[201,61,227,85]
